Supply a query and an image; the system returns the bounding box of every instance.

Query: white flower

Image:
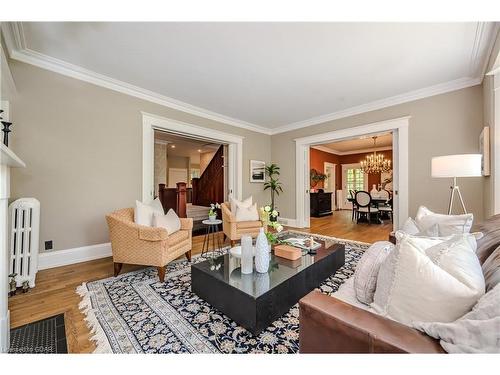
[264,205,271,212]
[210,265,215,271]
[215,203,221,209]
[272,210,278,217]
[276,224,284,233]
[210,203,215,209]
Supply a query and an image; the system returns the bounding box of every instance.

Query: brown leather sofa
[299,214,500,353]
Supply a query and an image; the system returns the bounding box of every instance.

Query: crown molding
[270,76,481,135]
[312,144,392,156]
[2,23,272,136]
[3,22,497,137]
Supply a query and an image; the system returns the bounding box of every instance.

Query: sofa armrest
[299,291,444,353]
[138,226,169,241]
[180,217,193,231]
[222,203,236,223]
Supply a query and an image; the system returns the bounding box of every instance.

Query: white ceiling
[319,133,392,154]
[154,131,219,162]
[3,22,499,134]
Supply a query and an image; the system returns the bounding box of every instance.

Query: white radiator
[9,198,40,288]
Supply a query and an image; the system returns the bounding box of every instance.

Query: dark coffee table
[191,238,345,335]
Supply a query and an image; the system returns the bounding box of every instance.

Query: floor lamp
[431,154,482,214]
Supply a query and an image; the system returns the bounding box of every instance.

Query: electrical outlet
[45,240,53,250]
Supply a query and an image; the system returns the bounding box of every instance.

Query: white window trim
[142,112,244,203]
[294,116,409,229]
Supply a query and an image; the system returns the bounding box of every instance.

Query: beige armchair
[221,202,266,247]
[106,208,193,282]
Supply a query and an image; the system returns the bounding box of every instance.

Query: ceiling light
[197,149,202,152]
[171,144,176,149]
[360,136,391,174]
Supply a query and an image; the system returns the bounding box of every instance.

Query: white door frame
[142,112,244,202]
[294,116,410,229]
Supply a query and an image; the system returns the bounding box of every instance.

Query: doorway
[295,116,409,231]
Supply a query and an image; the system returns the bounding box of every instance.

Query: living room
[1,1,500,372]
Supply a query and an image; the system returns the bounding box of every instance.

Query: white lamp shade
[431,154,482,178]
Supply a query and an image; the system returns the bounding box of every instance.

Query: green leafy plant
[263,163,283,212]
[310,168,327,187]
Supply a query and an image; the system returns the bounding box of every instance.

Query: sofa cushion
[153,209,181,235]
[415,206,473,237]
[473,214,500,264]
[413,283,500,353]
[372,233,485,325]
[237,220,261,229]
[353,241,394,305]
[333,277,374,313]
[482,245,500,292]
[235,203,259,222]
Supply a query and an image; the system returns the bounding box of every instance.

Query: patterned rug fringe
[76,282,113,353]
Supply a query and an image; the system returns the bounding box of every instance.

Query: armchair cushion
[235,203,259,222]
[230,196,252,215]
[168,230,190,246]
[134,198,164,226]
[236,220,263,229]
[138,225,169,242]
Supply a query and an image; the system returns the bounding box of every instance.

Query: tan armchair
[221,202,266,247]
[106,208,193,282]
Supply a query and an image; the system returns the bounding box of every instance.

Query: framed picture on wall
[480,126,490,176]
[250,160,266,182]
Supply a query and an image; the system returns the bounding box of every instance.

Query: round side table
[201,219,223,258]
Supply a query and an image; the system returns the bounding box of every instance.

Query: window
[346,168,365,192]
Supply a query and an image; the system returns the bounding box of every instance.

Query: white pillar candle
[240,235,254,274]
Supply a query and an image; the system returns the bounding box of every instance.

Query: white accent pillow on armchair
[134,198,164,227]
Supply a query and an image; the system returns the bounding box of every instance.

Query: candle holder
[2,121,13,147]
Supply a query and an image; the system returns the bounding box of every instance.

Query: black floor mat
[9,313,68,354]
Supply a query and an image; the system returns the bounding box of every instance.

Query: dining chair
[378,196,393,223]
[349,190,356,221]
[355,191,379,224]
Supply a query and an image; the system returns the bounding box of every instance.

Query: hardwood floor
[8,211,391,353]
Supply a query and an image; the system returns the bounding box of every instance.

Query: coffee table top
[191,237,343,299]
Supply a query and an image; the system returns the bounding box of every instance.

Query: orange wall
[309,148,393,191]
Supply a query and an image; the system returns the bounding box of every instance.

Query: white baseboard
[38,242,112,270]
[278,217,299,228]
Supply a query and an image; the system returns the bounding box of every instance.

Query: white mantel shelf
[0,143,25,168]
[1,142,25,353]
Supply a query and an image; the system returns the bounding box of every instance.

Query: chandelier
[360,136,391,174]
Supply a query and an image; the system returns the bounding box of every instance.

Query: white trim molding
[312,144,393,156]
[2,22,498,136]
[38,243,111,270]
[294,116,410,230]
[142,112,243,203]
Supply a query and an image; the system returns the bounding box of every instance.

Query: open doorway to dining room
[295,117,409,243]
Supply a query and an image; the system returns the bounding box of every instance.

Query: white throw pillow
[415,206,473,236]
[235,203,259,222]
[413,284,500,353]
[230,196,252,215]
[153,209,181,235]
[134,198,164,227]
[400,217,420,235]
[353,241,394,305]
[372,233,485,325]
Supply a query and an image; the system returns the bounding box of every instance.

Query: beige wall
[482,29,500,219]
[199,150,216,175]
[9,61,271,252]
[271,85,485,223]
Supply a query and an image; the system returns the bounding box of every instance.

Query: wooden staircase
[191,145,224,207]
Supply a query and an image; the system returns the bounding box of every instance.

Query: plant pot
[208,215,217,222]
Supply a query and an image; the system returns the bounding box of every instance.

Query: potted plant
[263,163,283,221]
[310,168,327,188]
[208,203,221,221]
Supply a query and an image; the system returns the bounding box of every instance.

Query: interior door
[324,162,336,209]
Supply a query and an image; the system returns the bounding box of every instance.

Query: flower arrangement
[260,205,284,244]
[208,203,221,220]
